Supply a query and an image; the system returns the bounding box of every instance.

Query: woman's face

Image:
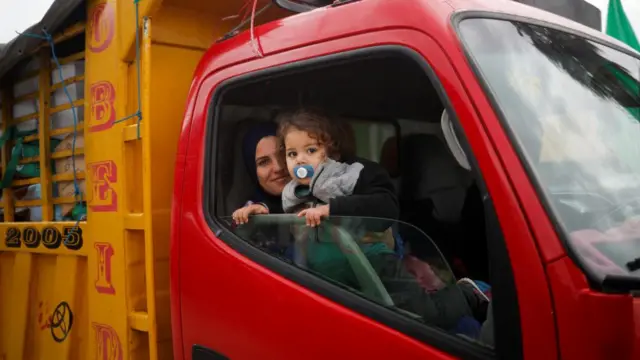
[255,136,290,196]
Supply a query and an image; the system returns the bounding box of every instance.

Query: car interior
[211,50,491,283]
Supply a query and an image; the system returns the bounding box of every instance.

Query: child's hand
[298,205,329,227]
[232,204,269,225]
[404,256,446,293]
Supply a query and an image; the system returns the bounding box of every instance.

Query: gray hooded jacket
[282,158,364,213]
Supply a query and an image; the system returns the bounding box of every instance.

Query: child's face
[284,129,327,185]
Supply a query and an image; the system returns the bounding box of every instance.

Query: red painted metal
[547,257,636,360]
[176,29,463,360]
[170,0,640,359]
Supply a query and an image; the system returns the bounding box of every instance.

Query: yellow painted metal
[0,223,89,255]
[53,196,81,205]
[56,52,86,66]
[36,22,87,50]
[12,178,40,187]
[38,49,53,222]
[18,157,39,165]
[48,123,86,140]
[50,75,85,91]
[0,21,89,360]
[52,148,86,159]
[83,0,131,358]
[13,113,39,124]
[14,199,42,207]
[0,223,89,360]
[50,100,84,115]
[52,172,86,182]
[138,18,160,359]
[4,252,33,360]
[13,92,39,104]
[1,0,293,358]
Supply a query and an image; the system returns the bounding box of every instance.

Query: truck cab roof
[196,0,638,83]
[449,0,637,52]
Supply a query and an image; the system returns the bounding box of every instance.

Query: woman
[232,122,290,224]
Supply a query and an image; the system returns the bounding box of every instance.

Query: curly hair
[275,109,343,168]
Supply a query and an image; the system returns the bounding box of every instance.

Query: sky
[0,0,54,44]
[0,0,638,44]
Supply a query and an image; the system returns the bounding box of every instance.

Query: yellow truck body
[0,1,288,359]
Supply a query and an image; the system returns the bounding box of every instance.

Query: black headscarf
[241,122,284,214]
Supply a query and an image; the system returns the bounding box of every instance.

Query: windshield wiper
[627,257,640,272]
[602,274,640,294]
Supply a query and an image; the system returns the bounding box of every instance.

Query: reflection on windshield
[458,18,640,283]
[512,24,640,109]
[221,215,493,346]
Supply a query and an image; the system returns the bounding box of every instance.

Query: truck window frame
[452,11,640,294]
[202,45,521,359]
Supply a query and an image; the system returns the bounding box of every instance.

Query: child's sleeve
[329,161,399,221]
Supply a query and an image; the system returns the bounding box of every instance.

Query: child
[276,109,399,283]
[275,109,490,338]
[277,109,399,226]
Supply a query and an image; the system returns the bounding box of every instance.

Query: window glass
[211,51,499,352]
[349,120,396,162]
[222,214,492,346]
[458,18,640,285]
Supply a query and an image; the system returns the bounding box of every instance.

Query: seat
[379,135,401,195]
[398,132,473,275]
[399,133,472,223]
[440,110,489,281]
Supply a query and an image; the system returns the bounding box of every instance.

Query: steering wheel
[231,214,394,306]
[552,190,615,207]
[592,196,640,231]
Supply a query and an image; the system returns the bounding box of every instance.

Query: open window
[206,47,518,356]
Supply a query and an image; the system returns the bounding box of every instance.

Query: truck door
[173,23,556,360]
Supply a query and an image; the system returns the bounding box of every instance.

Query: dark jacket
[328,156,399,221]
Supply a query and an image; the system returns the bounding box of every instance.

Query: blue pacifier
[294,164,314,179]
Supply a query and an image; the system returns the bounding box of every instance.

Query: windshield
[221,215,493,346]
[457,18,640,285]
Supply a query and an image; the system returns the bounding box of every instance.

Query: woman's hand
[404,256,446,293]
[232,204,269,224]
[298,205,329,227]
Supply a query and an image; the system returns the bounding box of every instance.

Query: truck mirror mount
[273,0,358,13]
[273,0,319,13]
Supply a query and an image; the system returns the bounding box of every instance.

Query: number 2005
[5,227,83,250]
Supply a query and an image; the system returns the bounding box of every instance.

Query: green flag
[606,0,640,51]
[606,1,640,163]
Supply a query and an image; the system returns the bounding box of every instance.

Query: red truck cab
[171,0,640,359]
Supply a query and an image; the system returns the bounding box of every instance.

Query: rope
[113,0,144,140]
[250,0,265,58]
[14,0,145,243]
[239,0,253,27]
[218,2,272,43]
